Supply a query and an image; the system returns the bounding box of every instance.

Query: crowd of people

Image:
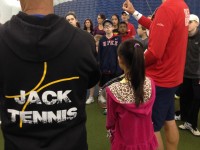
[64,0,200,149]
[64,10,149,106]
[0,0,199,150]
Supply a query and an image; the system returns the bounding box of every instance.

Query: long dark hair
[111,14,120,28]
[117,39,145,106]
[83,18,94,33]
[98,13,106,21]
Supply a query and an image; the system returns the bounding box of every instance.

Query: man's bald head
[19,0,54,15]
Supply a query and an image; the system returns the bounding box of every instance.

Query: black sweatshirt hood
[0,11,100,150]
[1,12,76,62]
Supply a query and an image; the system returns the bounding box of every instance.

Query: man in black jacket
[178,14,200,136]
[0,0,100,149]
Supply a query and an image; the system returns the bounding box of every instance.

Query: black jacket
[0,12,100,150]
[184,29,200,78]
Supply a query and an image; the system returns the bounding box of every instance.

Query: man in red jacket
[123,0,189,150]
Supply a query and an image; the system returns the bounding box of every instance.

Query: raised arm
[122,0,152,29]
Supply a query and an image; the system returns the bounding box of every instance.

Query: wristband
[132,10,142,20]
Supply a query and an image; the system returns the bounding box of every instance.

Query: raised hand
[122,0,136,14]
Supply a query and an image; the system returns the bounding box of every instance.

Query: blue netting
[54,0,200,29]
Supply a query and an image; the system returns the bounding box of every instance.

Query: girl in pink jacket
[106,39,158,150]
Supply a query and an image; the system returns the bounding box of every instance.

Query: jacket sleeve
[138,15,152,30]
[0,75,2,99]
[144,7,173,67]
[106,88,117,131]
[0,36,3,102]
[0,59,3,111]
[98,38,103,65]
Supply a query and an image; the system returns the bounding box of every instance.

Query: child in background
[121,11,136,38]
[106,39,158,150]
[135,24,149,50]
[111,14,120,36]
[86,35,102,104]
[98,19,122,104]
[118,21,132,42]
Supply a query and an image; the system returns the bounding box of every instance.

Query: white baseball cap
[122,11,129,15]
[189,14,199,23]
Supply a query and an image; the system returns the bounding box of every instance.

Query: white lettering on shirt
[184,9,190,26]
[14,90,72,105]
[7,108,78,124]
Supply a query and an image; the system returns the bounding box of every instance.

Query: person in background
[84,18,96,105]
[118,21,132,42]
[123,0,189,149]
[121,10,136,38]
[178,14,200,136]
[65,11,79,28]
[106,39,158,150]
[86,34,102,104]
[0,0,100,150]
[111,14,120,36]
[83,18,94,35]
[135,24,149,50]
[98,19,122,104]
[94,13,106,36]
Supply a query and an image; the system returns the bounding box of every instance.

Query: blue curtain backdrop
[54,0,200,29]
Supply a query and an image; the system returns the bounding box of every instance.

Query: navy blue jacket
[98,35,122,75]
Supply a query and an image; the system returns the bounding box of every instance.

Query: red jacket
[139,0,189,87]
[120,33,133,42]
[127,22,136,38]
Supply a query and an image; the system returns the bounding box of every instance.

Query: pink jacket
[106,77,158,150]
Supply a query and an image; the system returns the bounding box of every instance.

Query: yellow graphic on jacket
[5,62,80,128]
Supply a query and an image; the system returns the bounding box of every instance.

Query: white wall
[0,0,73,24]
[0,0,21,24]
